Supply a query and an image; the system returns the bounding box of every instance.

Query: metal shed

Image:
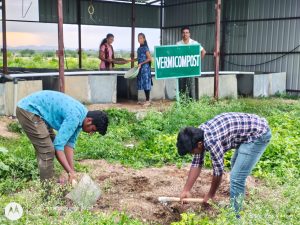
[1,0,300,93]
[162,0,300,93]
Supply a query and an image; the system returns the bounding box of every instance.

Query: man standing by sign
[177,26,206,58]
[177,26,206,98]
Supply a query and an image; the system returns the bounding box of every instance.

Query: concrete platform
[197,74,238,99]
[237,72,286,97]
[65,75,117,104]
[0,80,42,115]
[3,70,286,116]
[137,78,166,101]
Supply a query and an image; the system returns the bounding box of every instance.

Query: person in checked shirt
[176,112,271,214]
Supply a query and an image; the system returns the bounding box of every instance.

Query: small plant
[7,121,23,133]
[74,162,90,173]
[0,147,9,171]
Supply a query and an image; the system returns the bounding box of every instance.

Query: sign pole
[176,78,180,102]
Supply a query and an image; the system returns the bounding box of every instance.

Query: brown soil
[0,117,19,139]
[77,160,259,225]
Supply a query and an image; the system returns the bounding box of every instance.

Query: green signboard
[154,44,201,79]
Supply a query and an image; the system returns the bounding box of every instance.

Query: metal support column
[77,0,82,69]
[1,0,8,74]
[220,0,227,71]
[214,0,221,100]
[130,0,136,68]
[160,0,163,45]
[57,0,65,92]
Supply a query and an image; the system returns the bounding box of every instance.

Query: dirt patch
[0,117,19,139]
[76,160,260,225]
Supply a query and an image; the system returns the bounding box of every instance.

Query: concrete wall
[89,76,117,103]
[270,72,286,95]
[136,78,179,101]
[65,75,117,104]
[137,78,166,101]
[0,80,43,115]
[237,72,286,97]
[253,74,271,97]
[140,74,240,101]
[197,74,238,99]
[0,84,6,115]
[65,76,90,103]
[165,79,177,100]
[4,72,285,116]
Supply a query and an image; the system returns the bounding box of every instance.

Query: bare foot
[143,101,151,107]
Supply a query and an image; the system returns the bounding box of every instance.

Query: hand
[180,190,192,204]
[107,59,113,63]
[203,193,215,204]
[58,174,67,185]
[138,64,142,69]
[68,171,76,184]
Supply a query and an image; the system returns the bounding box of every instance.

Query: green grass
[0,181,144,224]
[0,54,155,70]
[0,97,300,224]
[172,176,300,225]
[75,97,300,180]
[0,56,133,70]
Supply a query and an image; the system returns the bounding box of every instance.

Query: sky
[0,0,161,51]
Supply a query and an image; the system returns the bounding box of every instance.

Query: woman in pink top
[99,33,115,70]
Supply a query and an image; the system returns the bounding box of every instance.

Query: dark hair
[100,33,114,47]
[138,33,149,48]
[138,33,151,67]
[87,110,109,135]
[176,127,204,156]
[181,26,190,33]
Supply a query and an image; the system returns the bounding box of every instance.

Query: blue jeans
[230,130,272,213]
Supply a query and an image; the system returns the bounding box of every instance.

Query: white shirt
[176,38,203,51]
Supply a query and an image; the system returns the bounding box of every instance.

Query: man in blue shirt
[16,90,109,183]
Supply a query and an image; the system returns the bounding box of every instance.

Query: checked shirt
[191,113,269,176]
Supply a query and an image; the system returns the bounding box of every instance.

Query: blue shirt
[17,90,88,151]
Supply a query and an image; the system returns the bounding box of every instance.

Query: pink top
[99,44,113,70]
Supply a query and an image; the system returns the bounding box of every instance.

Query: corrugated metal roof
[38,0,160,28]
[39,0,77,24]
[95,0,161,5]
[163,0,214,27]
